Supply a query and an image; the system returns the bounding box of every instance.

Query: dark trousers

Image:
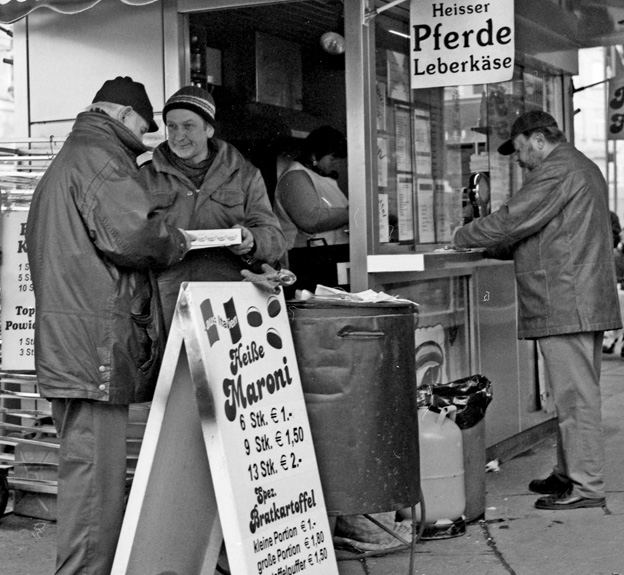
[51,399,128,575]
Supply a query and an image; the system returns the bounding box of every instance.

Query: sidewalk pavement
[2,353,624,575]
[338,352,624,575]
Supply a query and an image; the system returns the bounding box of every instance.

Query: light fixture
[320,31,345,55]
[388,29,410,40]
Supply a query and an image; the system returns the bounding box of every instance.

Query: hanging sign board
[608,54,624,140]
[1,209,35,370]
[410,0,515,89]
[113,282,339,575]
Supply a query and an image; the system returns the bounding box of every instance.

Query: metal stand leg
[335,488,426,575]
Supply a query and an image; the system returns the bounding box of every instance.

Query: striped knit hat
[162,85,216,125]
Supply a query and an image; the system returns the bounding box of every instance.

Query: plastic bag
[431,374,492,429]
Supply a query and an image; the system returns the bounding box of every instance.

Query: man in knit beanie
[141,86,286,330]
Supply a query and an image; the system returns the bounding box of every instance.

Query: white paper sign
[434,179,455,243]
[398,174,415,242]
[416,178,436,243]
[395,106,412,172]
[379,193,390,243]
[377,136,389,188]
[1,210,35,370]
[413,108,432,177]
[410,0,514,89]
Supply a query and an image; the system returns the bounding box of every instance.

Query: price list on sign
[184,283,339,575]
[1,210,35,370]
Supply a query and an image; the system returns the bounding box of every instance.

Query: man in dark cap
[26,76,191,575]
[453,110,621,510]
[140,85,286,331]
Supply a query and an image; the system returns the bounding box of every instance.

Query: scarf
[162,139,217,188]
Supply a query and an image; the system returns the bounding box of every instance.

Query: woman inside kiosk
[273,125,349,294]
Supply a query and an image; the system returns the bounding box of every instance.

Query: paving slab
[2,354,624,575]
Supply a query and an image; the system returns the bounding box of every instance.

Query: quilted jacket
[26,111,188,403]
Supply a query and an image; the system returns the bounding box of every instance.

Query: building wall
[14,0,177,141]
[573,47,624,220]
[573,48,608,178]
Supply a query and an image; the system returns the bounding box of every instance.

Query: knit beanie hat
[92,76,159,133]
[162,86,216,125]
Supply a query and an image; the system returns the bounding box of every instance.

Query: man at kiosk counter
[26,77,192,575]
[453,110,621,510]
[140,85,286,330]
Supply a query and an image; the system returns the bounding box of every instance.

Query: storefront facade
[1,0,609,455]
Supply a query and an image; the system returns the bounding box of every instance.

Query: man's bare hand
[228,224,254,256]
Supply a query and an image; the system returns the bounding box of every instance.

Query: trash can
[288,299,420,516]
[431,374,492,522]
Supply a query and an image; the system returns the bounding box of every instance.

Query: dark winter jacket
[26,111,188,403]
[140,138,285,330]
[455,142,622,339]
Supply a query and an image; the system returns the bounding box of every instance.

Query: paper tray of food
[187,228,242,249]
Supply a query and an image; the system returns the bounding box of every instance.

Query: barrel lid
[287,296,417,312]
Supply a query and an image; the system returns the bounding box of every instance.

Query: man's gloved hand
[241,264,296,294]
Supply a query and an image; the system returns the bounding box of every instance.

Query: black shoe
[603,341,615,354]
[528,474,571,495]
[535,494,606,510]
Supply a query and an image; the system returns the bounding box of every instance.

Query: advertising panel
[1,210,35,370]
[410,0,514,89]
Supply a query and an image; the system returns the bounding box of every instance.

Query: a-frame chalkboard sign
[112,282,339,575]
